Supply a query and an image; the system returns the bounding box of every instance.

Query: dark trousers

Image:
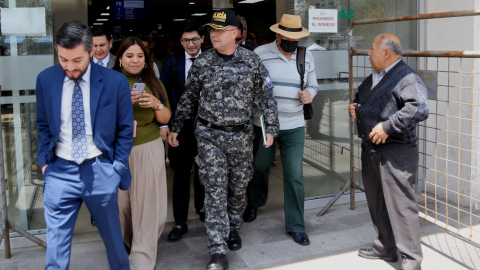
[169,121,205,224]
[43,156,129,270]
[362,143,423,270]
[247,126,306,232]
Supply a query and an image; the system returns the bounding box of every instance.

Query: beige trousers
[119,137,167,270]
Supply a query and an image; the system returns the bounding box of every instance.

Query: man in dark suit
[160,19,205,240]
[237,15,259,50]
[92,26,116,68]
[36,21,133,270]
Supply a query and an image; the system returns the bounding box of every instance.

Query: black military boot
[206,253,229,270]
[227,229,242,251]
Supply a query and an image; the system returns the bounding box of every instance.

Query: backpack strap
[296,46,306,90]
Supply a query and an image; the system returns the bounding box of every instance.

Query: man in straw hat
[349,33,428,270]
[243,14,318,246]
[169,8,279,270]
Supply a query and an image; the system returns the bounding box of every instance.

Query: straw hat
[270,14,310,39]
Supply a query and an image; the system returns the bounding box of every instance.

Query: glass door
[0,0,54,235]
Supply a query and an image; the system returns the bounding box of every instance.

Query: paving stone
[156,239,194,261]
[236,238,326,268]
[0,262,19,270]
[155,250,247,270]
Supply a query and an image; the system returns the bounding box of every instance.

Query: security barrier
[319,10,480,247]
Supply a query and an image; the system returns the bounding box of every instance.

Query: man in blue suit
[160,19,205,240]
[36,21,133,270]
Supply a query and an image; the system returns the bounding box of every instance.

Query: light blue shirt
[93,54,110,68]
[253,41,318,130]
[55,64,102,161]
[371,58,402,90]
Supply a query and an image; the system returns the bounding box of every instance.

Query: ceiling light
[130,30,133,31]
[239,0,263,3]
[192,13,207,16]
[189,2,195,4]
[106,6,110,9]
[93,23,103,25]
[97,19,108,21]
[173,19,186,21]
[101,13,109,16]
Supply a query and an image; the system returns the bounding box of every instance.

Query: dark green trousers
[247,126,305,232]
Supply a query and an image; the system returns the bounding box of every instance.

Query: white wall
[419,0,480,210]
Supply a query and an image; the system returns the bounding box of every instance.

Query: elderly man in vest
[349,33,429,270]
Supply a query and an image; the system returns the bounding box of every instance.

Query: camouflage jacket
[171,46,279,137]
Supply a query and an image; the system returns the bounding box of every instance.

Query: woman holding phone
[113,36,171,270]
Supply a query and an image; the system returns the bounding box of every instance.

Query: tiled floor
[7,134,349,235]
[64,144,349,234]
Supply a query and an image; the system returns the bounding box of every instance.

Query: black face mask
[279,39,299,53]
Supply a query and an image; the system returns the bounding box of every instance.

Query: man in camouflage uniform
[169,9,279,270]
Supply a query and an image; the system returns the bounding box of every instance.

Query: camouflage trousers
[194,122,254,255]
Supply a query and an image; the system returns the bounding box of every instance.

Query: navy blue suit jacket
[160,52,186,127]
[36,63,134,190]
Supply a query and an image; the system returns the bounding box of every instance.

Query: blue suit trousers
[43,156,130,270]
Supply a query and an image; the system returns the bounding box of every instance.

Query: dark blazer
[160,51,186,126]
[107,52,116,69]
[245,40,259,50]
[36,63,134,189]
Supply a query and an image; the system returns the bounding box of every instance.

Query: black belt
[198,118,246,132]
[84,154,103,163]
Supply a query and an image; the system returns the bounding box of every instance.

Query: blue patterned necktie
[97,60,103,67]
[72,80,87,164]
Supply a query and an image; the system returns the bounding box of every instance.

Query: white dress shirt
[93,54,110,68]
[55,64,102,161]
[185,50,201,81]
[371,59,402,90]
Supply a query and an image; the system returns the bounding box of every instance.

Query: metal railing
[318,10,480,246]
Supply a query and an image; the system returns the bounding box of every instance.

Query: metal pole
[8,221,47,249]
[4,222,11,259]
[351,50,480,58]
[350,9,480,28]
[347,24,356,211]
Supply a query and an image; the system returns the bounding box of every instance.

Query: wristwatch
[153,102,163,111]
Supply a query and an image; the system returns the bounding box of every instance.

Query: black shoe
[227,230,242,251]
[197,208,205,222]
[168,223,188,241]
[91,215,95,226]
[358,248,399,262]
[288,232,310,246]
[243,205,257,222]
[206,254,229,270]
[124,242,131,255]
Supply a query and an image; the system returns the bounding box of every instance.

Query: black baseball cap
[205,9,240,30]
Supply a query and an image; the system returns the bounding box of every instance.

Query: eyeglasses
[180,37,201,45]
[208,28,237,35]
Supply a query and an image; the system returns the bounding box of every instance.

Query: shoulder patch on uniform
[265,76,273,88]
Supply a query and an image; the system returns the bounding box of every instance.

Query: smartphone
[132,83,145,95]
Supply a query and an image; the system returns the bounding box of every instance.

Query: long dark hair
[113,36,167,105]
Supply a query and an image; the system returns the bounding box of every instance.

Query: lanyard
[138,77,142,83]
